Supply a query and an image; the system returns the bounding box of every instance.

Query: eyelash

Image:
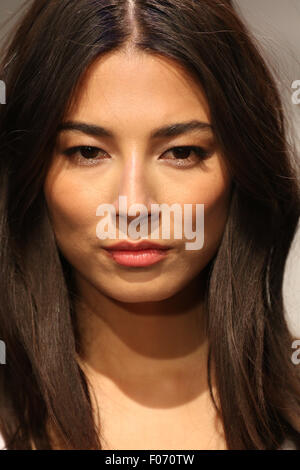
[62,145,211,167]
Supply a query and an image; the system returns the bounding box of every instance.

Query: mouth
[102,241,171,267]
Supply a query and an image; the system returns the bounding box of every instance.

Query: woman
[0,0,299,450]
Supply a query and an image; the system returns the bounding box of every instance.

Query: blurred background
[0,0,300,336]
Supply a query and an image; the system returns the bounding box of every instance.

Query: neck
[73,270,212,393]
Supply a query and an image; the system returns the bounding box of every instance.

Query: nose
[113,149,154,222]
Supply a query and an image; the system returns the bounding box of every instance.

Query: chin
[100,283,181,304]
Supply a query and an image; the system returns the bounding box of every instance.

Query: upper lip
[104,241,171,251]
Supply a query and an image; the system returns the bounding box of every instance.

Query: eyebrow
[57,119,213,139]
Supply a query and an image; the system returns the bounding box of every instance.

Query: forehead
[65,50,211,131]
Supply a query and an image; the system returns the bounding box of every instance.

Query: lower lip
[104,248,170,267]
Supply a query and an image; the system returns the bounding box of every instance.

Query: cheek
[176,171,231,276]
[44,171,100,247]
[180,167,232,251]
[201,174,232,230]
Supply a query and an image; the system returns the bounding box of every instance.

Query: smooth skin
[44,48,232,450]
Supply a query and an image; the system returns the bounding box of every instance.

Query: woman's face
[44,50,232,302]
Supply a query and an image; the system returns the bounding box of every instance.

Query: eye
[62,146,109,166]
[160,146,212,167]
[62,145,212,168]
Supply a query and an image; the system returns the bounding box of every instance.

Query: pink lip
[103,241,171,267]
[104,240,170,251]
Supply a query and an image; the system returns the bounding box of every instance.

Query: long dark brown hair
[0,0,299,450]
